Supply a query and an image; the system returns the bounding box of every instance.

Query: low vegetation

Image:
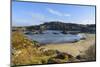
[78,44,96,61]
[11,31,77,66]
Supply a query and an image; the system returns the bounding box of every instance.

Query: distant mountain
[12,21,96,33]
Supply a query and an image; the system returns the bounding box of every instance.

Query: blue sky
[12,1,96,26]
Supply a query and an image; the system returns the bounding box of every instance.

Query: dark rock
[76,55,81,59]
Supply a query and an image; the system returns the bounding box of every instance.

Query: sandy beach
[40,34,95,57]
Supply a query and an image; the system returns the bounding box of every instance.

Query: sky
[12,1,96,26]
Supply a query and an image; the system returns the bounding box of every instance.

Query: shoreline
[40,34,95,57]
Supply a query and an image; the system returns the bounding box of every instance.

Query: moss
[44,50,57,56]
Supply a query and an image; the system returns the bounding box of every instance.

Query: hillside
[11,31,77,66]
[22,21,96,33]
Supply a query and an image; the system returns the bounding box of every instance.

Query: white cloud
[79,19,95,24]
[47,8,62,16]
[47,8,71,17]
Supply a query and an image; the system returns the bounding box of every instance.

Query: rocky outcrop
[11,31,84,66]
[12,32,61,66]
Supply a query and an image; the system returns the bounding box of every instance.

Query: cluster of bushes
[82,44,96,61]
[85,44,96,61]
[75,44,96,61]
